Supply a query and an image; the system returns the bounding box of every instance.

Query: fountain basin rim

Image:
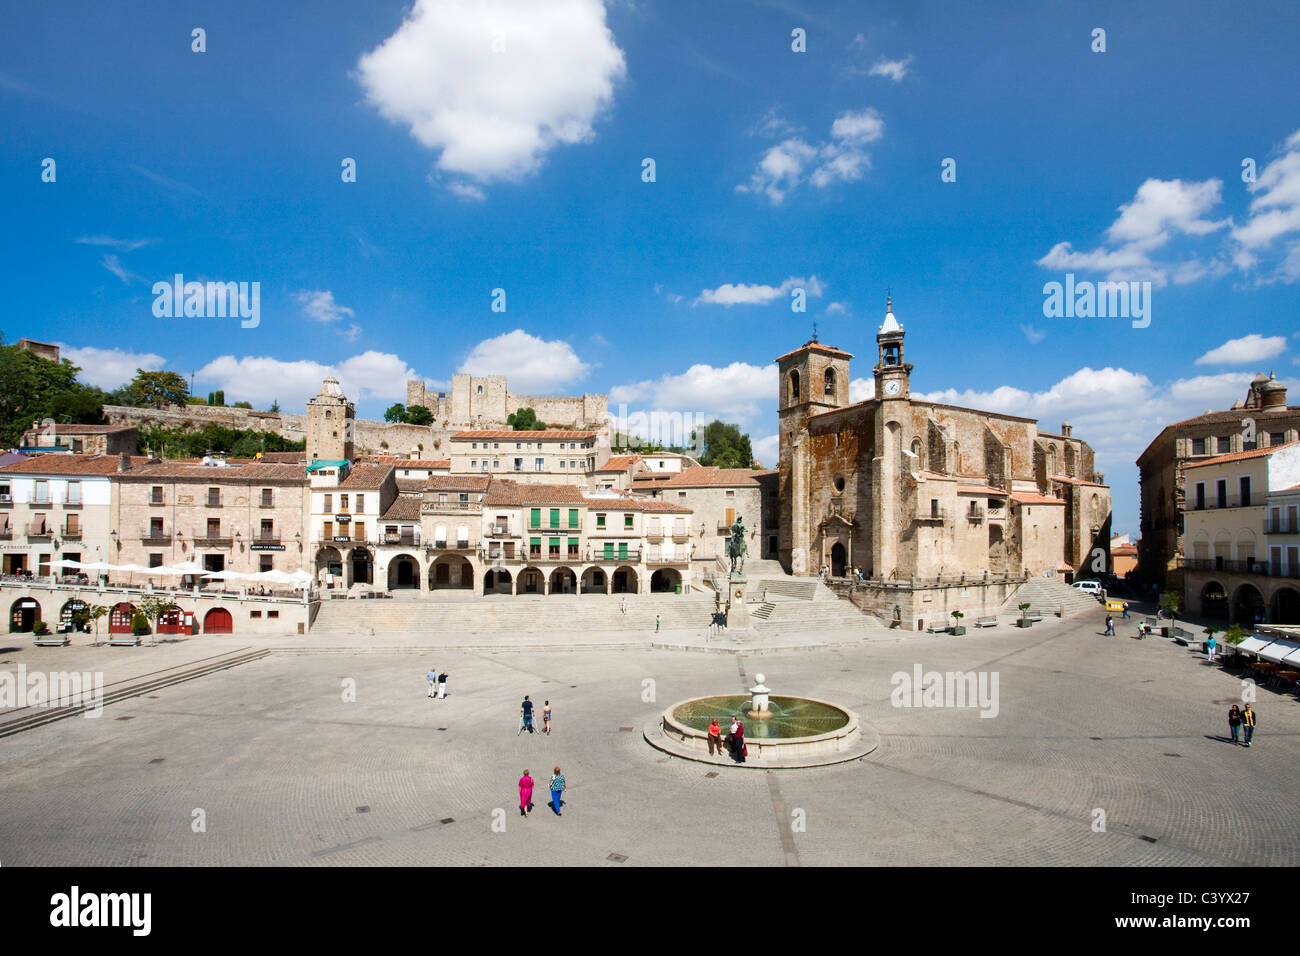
[663,693,858,747]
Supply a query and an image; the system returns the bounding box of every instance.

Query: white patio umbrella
[253,569,296,585]
[168,560,206,574]
[288,569,315,590]
[202,569,251,581]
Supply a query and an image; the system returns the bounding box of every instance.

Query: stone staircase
[749,575,885,631]
[308,592,718,638]
[1002,577,1102,618]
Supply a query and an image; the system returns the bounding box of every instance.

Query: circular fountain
[646,674,877,768]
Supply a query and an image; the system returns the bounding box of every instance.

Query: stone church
[777,300,1112,629]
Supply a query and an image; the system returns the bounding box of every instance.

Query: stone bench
[925,624,950,634]
[974,616,998,628]
[34,634,70,647]
[107,635,142,647]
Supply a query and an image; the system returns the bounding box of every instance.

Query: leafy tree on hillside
[698,420,754,469]
[0,336,110,446]
[507,407,547,430]
[404,405,433,426]
[111,370,190,409]
[384,403,407,423]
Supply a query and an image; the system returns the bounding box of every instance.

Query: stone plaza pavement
[1,607,1297,866]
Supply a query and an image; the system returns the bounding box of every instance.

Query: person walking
[620,597,627,615]
[1121,602,1130,619]
[707,718,723,756]
[1206,634,1217,662]
[426,667,438,698]
[549,766,566,816]
[1228,704,1242,744]
[520,695,535,734]
[519,769,534,817]
[1104,615,1115,636]
[542,700,552,735]
[438,670,448,699]
[1242,704,1256,747]
[655,613,661,633]
[733,718,746,763]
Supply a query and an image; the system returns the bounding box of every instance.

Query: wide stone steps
[309,594,718,636]
[1002,577,1101,618]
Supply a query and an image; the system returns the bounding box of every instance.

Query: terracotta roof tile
[423,475,492,492]
[1011,492,1065,505]
[338,463,395,488]
[631,466,762,489]
[1184,440,1298,470]
[482,480,587,506]
[0,454,149,476]
[595,454,642,471]
[773,341,854,363]
[382,495,423,521]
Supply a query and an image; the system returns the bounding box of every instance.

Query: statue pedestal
[726,572,750,629]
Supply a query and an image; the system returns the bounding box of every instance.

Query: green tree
[506,407,546,430]
[0,336,110,446]
[404,405,433,426]
[698,420,753,469]
[114,369,190,409]
[232,400,252,409]
[384,403,407,423]
[269,399,281,414]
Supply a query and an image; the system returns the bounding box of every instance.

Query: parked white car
[1072,580,1103,595]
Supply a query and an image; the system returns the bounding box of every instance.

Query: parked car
[1072,579,1103,596]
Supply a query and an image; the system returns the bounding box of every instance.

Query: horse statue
[725,515,749,575]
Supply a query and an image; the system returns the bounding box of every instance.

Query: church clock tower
[873,297,912,399]
[871,298,911,578]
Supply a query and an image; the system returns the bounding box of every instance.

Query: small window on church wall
[833,475,845,493]
[911,439,921,457]
[824,368,836,395]
[477,385,483,394]
[789,370,800,402]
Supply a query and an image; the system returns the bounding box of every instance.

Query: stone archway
[387,554,421,590]
[1271,585,1300,625]
[351,547,374,586]
[581,566,607,594]
[1200,580,1228,620]
[1233,582,1266,626]
[549,566,577,595]
[830,542,846,578]
[483,568,512,595]
[518,567,545,594]
[9,597,41,633]
[650,567,681,593]
[612,566,639,594]
[430,554,474,590]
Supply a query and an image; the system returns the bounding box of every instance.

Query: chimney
[1061,423,1073,438]
[117,453,131,472]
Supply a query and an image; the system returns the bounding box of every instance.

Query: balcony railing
[61,527,83,539]
[141,526,172,542]
[485,526,514,538]
[526,550,584,563]
[423,500,478,512]
[259,498,275,508]
[1180,557,1300,577]
[1188,496,1256,510]
[1265,519,1300,534]
[429,540,473,551]
[63,497,82,508]
[646,552,689,565]
[254,532,281,544]
[384,532,422,547]
[149,494,165,506]
[0,527,12,540]
[199,532,233,546]
[586,548,642,563]
[966,507,985,520]
[26,523,51,537]
[480,546,518,563]
[915,508,946,522]
[205,495,223,508]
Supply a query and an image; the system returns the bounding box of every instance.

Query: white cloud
[694,275,824,306]
[611,362,777,425]
[295,290,356,324]
[1232,129,1300,282]
[848,377,874,402]
[1037,178,1231,287]
[1020,324,1046,344]
[867,56,912,82]
[197,351,420,407]
[457,329,590,392]
[100,254,139,285]
[738,109,884,204]
[1194,333,1287,366]
[826,301,848,314]
[356,0,626,193]
[76,236,154,252]
[60,346,166,391]
[752,433,779,468]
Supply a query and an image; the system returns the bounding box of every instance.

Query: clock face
[884,380,901,396]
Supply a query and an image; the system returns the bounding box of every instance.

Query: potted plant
[1018,602,1033,628]
[130,612,151,637]
[32,619,49,636]
[1159,591,1181,636]
[950,610,966,636]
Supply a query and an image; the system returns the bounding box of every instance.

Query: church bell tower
[874,296,912,400]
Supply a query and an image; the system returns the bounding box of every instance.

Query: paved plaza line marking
[309,835,382,858]
[866,759,1246,866]
[766,772,800,867]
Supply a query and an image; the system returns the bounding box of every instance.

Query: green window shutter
[618,543,628,560]
[568,509,578,528]
[549,508,560,528]
[530,508,540,528]
[604,542,614,560]
[568,537,579,548]
[530,537,541,549]
[624,513,633,528]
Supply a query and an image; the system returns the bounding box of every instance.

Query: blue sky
[3,0,1300,533]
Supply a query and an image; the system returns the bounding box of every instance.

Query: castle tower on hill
[306,376,355,462]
